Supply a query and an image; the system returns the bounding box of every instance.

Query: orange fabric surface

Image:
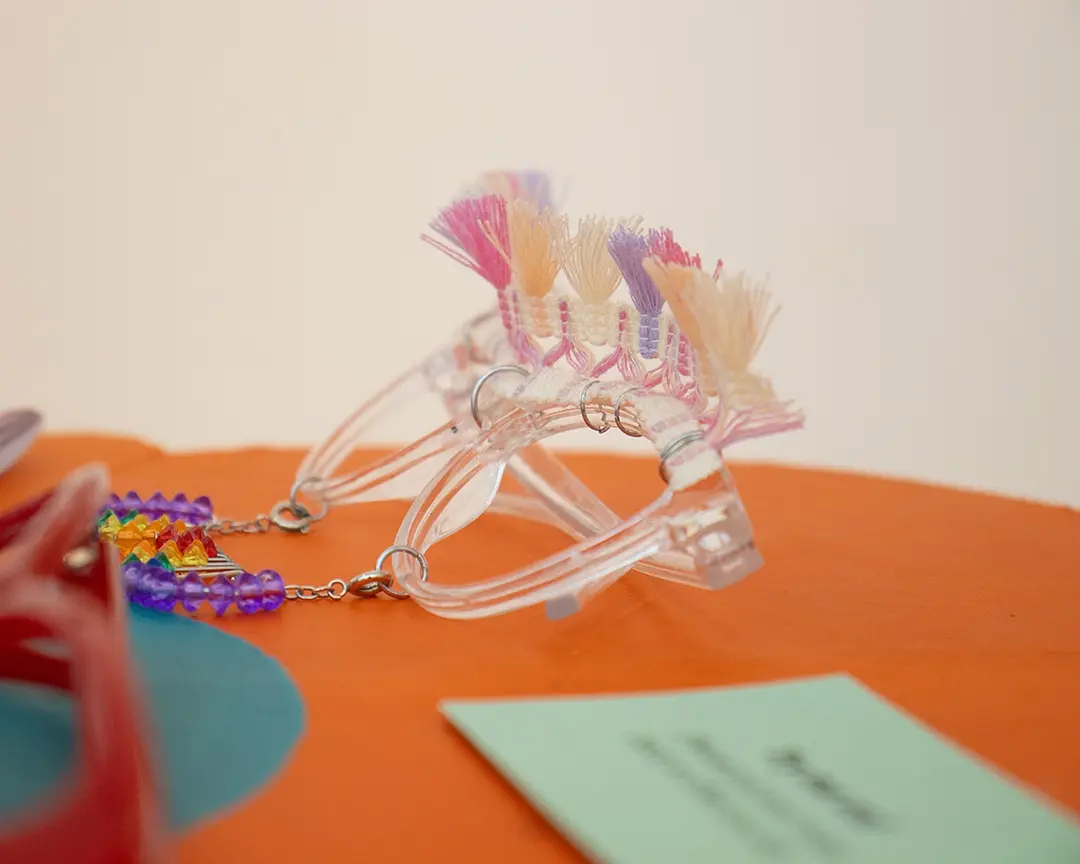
[3,434,1078,862]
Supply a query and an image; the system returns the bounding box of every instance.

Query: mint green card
[441,675,1080,863]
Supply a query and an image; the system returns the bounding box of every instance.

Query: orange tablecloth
[3,434,1078,862]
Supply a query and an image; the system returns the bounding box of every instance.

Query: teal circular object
[0,606,304,831]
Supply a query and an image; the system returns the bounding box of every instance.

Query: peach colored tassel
[689,268,778,404]
[643,260,777,404]
[483,199,565,339]
[555,215,643,346]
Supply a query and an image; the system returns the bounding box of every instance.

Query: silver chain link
[194,487,427,604]
[284,569,394,602]
[285,578,350,601]
[202,499,316,537]
[280,546,428,603]
[203,515,273,536]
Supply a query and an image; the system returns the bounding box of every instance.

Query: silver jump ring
[269,499,314,533]
[289,476,328,522]
[470,365,529,427]
[613,388,646,438]
[326,578,349,600]
[579,380,611,433]
[374,544,429,599]
[658,430,706,482]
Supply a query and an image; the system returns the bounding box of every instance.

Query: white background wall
[1,1,1077,506]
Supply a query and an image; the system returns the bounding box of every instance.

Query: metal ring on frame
[288,476,329,522]
[374,544,429,599]
[470,365,530,427]
[613,388,647,438]
[658,430,706,483]
[579,380,611,434]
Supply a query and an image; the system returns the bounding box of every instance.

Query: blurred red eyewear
[0,465,172,864]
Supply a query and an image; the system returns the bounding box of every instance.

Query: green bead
[152,552,175,571]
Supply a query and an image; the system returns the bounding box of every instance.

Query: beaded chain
[96,491,287,616]
[96,489,420,616]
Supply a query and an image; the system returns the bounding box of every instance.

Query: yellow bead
[129,540,157,562]
[148,516,171,535]
[115,523,143,545]
[158,540,182,568]
[180,540,209,568]
[97,515,122,542]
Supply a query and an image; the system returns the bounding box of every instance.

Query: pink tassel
[677,379,706,412]
[676,333,693,376]
[644,326,675,390]
[592,308,646,382]
[648,227,702,270]
[541,298,593,373]
[510,292,542,368]
[713,401,805,450]
[421,194,512,295]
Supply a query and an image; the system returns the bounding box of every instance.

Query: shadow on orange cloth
[2,434,1078,863]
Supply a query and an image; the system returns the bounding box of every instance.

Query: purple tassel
[608,226,664,359]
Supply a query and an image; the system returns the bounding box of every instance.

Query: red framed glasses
[0,465,172,864]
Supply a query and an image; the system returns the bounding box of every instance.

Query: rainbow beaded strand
[97,491,286,616]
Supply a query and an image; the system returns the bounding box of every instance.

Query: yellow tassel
[694,269,778,401]
[642,259,777,403]
[482,198,566,338]
[554,215,642,345]
[505,199,565,300]
[556,215,642,305]
[642,258,706,353]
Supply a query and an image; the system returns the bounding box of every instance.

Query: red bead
[155,527,176,549]
[190,526,218,557]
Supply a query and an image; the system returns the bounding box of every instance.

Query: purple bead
[122,562,142,598]
[145,567,178,612]
[143,491,170,519]
[125,564,152,607]
[258,569,285,612]
[122,562,139,588]
[170,493,191,522]
[234,571,264,614]
[106,493,124,513]
[191,495,214,523]
[207,574,234,615]
[121,490,142,513]
[179,573,207,613]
